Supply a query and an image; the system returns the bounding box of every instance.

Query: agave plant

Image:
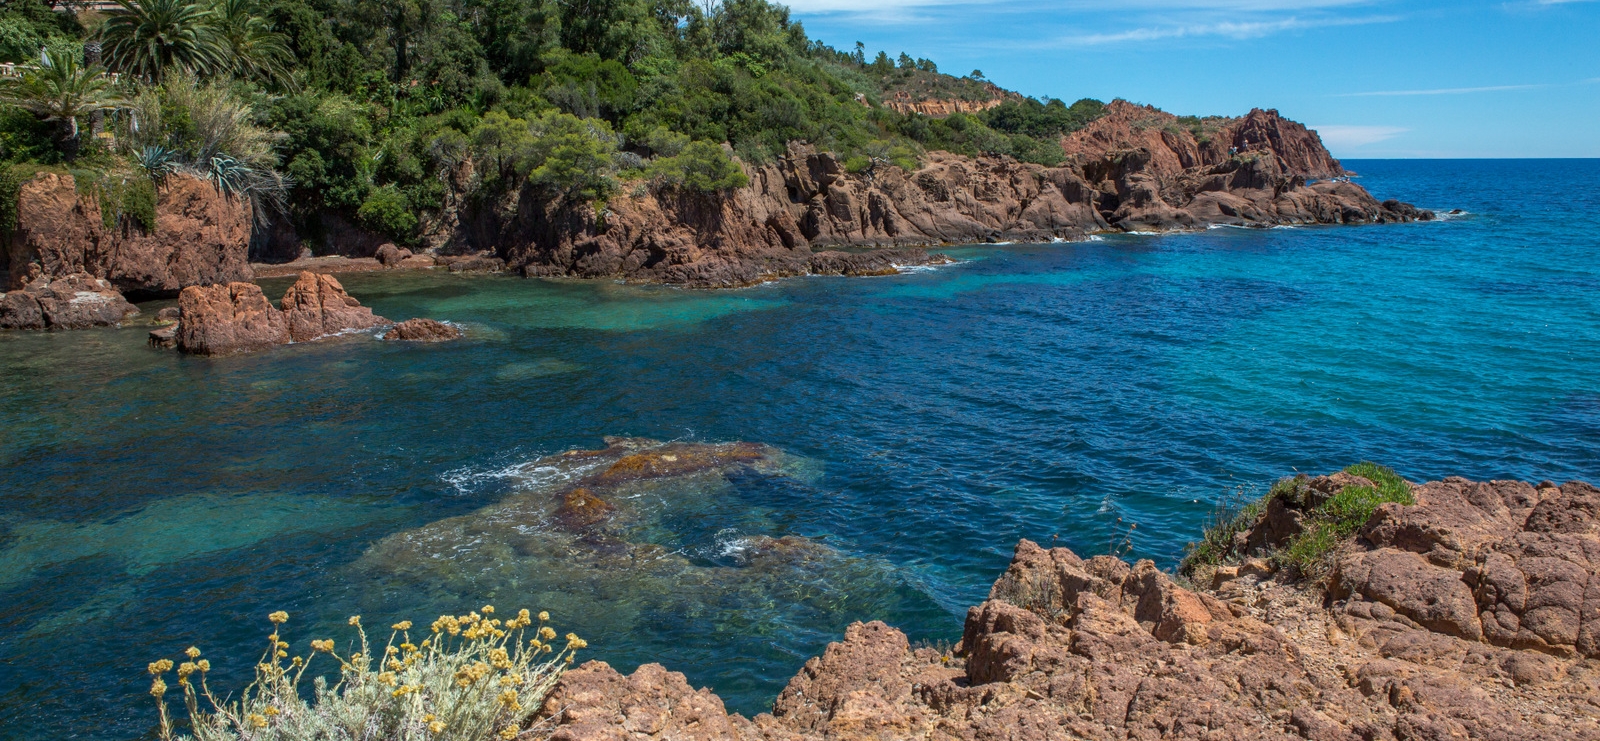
[135,144,181,181]
[100,0,227,83]
[0,48,126,161]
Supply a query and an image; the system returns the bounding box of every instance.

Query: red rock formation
[173,282,287,356]
[4,173,253,295]
[1061,100,1344,180]
[490,106,1427,286]
[531,473,1600,741]
[279,271,386,342]
[169,271,404,355]
[0,273,137,329]
[383,317,460,342]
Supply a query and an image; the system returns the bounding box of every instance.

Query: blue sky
[784,1,1600,158]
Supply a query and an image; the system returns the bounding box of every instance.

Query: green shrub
[357,185,418,241]
[147,608,584,741]
[645,140,748,194]
[91,174,159,232]
[1180,463,1415,582]
[122,177,159,232]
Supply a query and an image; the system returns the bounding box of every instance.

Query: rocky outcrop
[383,317,460,342]
[0,273,138,329]
[532,474,1600,740]
[173,281,289,356]
[4,172,253,296]
[170,271,391,355]
[484,104,1428,287]
[279,271,386,342]
[882,90,1008,117]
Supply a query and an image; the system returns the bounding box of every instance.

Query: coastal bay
[1,159,1596,739]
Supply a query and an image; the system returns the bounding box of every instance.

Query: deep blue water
[1,159,1597,739]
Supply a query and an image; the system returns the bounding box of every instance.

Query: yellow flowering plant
[147,607,581,741]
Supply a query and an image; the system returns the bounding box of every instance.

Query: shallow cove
[1,159,1598,739]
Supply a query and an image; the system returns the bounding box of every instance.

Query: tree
[212,0,294,85]
[100,0,226,82]
[645,139,746,194]
[0,47,124,160]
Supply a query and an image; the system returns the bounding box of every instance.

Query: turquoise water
[2,160,1597,738]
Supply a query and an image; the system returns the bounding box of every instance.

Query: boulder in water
[280,271,387,342]
[383,318,461,342]
[0,274,138,330]
[174,282,288,355]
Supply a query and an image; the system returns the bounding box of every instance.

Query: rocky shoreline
[2,102,1434,327]
[529,472,1600,740]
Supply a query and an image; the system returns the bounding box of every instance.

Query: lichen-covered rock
[4,172,251,294]
[279,271,386,342]
[382,317,460,342]
[0,273,138,329]
[173,282,287,356]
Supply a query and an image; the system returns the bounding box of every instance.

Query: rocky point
[529,472,1600,740]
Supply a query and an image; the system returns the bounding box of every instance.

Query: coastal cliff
[473,104,1429,288]
[3,172,253,296]
[533,473,1600,740]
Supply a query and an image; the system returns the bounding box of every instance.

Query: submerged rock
[536,473,1600,740]
[350,437,926,683]
[0,274,138,330]
[383,318,461,342]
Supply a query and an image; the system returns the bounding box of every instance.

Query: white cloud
[1310,125,1408,148]
[1046,14,1395,47]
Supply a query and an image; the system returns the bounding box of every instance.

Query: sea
[1,159,1596,739]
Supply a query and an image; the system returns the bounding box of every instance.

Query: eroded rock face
[279,271,387,342]
[169,271,406,355]
[480,105,1428,287]
[5,173,252,295]
[173,282,288,356]
[0,273,138,329]
[534,474,1600,740]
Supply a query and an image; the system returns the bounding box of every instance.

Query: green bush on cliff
[645,140,748,194]
[1181,462,1415,582]
[357,184,417,242]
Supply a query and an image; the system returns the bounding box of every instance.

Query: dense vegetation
[0,0,1105,250]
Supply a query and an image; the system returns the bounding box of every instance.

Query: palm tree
[0,48,126,161]
[99,0,226,83]
[211,0,294,86]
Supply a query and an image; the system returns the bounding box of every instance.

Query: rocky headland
[528,472,1600,740]
[1,103,1434,325]
[253,102,1431,289]
[460,101,1429,288]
